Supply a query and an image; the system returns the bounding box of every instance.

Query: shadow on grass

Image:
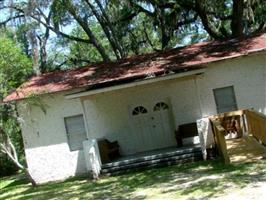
[0,174,29,190]
[1,159,266,200]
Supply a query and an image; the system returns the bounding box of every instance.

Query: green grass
[1,159,266,200]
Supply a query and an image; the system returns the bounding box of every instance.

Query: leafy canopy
[0,35,33,98]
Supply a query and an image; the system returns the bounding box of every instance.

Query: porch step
[101,146,203,175]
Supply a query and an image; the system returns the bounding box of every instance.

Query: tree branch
[254,22,265,33]
[176,14,198,28]
[63,0,110,61]
[195,0,224,39]
[206,12,232,20]
[31,15,92,44]
[85,0,122,59]
[0,14,25,26]
[128,0,155,17]
[1,5,92,44]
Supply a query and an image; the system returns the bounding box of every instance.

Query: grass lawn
[1,159,266,200]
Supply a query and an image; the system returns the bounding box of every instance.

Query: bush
[0,154,19,177]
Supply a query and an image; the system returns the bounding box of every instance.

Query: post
[83,139,102,179]
[197,118,215,160]
[212,120,230,164]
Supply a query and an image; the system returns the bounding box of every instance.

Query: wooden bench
[175,122,199,147]
[97,139,120,164]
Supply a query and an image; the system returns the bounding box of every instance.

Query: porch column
[197,117,215,160]
[80,98,90,139]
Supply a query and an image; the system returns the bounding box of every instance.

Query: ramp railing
[245,109,266,145]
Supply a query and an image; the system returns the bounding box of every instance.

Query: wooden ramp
[226,136,266,163]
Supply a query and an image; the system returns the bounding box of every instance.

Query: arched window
[154,102,169,111]
[132,106,148,116]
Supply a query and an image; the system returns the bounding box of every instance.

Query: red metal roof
[4,33,266,102]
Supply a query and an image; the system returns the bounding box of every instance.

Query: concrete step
[101,149,203,175]
[102,146,202,169]
[105,155,203,176]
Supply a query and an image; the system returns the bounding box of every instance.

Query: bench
[97,139,120,164]
[175,122,199,147]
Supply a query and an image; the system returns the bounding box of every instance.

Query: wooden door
[130,100,175,153]
[151,102,175,149]
[131,105,154,152]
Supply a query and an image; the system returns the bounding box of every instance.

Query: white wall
[82,76,202,155]
[17,53,266,183]
[197,53,266,116]
[17,92,87,184]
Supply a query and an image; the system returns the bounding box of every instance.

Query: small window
[132,106,148,116]
[154,102,169,111]
[64,115,87,151]
[213,86,237,113]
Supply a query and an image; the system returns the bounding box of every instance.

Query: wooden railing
[210,109,266,164]
[245,109,266,145]
[210,110,246,136]
[210,119,230,164]
[209,109,246,164]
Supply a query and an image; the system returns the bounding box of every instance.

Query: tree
[0,35,36,186]
[1,0,265,69]
[193,0,266,39]
[126,0,199,49]
[68,24,110,65]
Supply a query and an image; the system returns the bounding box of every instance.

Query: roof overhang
[65,68,206,99]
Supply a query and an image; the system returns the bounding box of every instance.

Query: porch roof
[4,33,266,102]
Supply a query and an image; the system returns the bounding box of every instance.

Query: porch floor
[226,135,266,163]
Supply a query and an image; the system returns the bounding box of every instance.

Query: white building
[4,33,266,183]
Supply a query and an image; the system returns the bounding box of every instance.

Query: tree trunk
[38,28,49,73]
[0,127,37,187]
[85,0,124,59]
[64,0,110,62]
[24,168,37,187]
[94,0,126,58]
[157,7,170,49]
[27,29,40,75]
[195,0,223,40]
[231,0,244,38]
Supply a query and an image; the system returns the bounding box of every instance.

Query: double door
[131,101,175,152]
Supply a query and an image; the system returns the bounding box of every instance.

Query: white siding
[197,53,266,117]
[17,92,87,184]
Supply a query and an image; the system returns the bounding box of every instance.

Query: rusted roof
[4,33,266,102]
